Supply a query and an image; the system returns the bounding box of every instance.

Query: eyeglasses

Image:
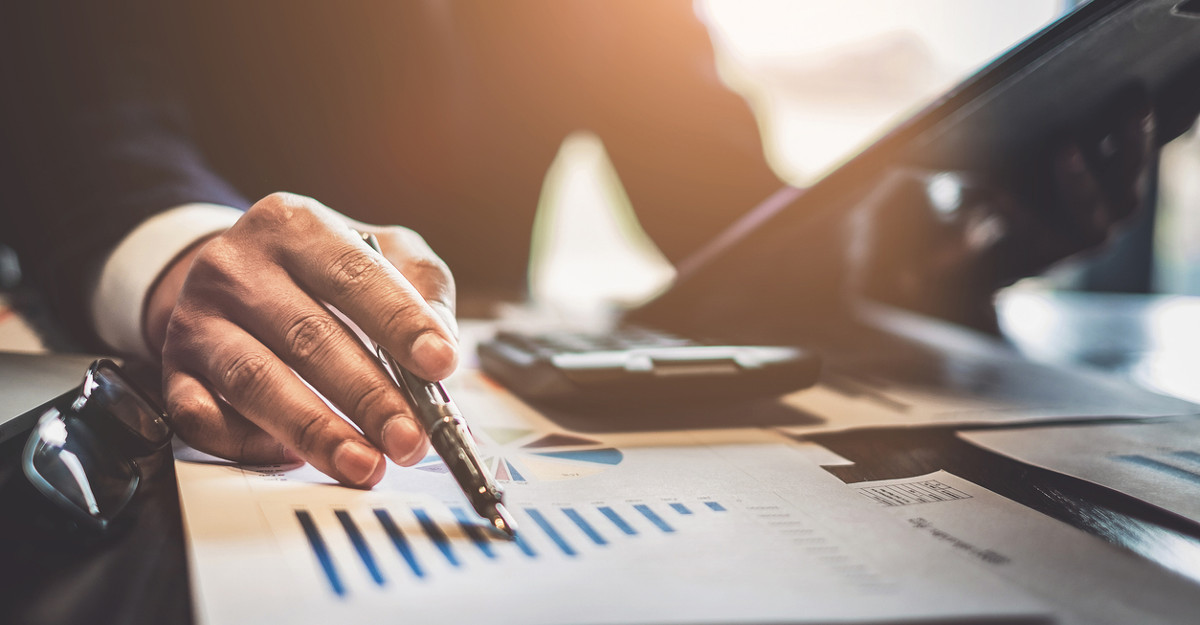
[21,359,171,530]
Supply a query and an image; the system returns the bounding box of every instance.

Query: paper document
[853,471,1200,625]
[176,372,1050,625]
[960,417,1200,526]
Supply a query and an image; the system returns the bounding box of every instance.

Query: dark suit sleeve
[0,2,249,347]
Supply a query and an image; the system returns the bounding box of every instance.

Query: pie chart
[414,428,622,482]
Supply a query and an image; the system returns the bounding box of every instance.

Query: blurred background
[528,0,1200,403]
[530,0,1068,312]
[5,0,1200,401]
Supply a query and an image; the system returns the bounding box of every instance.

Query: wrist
[91,204,245,360]
[143,233,222,358]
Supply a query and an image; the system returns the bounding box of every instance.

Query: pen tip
[492,502,519,539]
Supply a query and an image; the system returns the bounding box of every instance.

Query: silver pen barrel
[358,231,516,538]
[381,348,518,538]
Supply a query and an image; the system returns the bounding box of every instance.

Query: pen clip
[375,345,402,387]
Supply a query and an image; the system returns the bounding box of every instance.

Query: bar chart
[281,497,734,597]
[181,433,1052,625]
[178,371,1059,624]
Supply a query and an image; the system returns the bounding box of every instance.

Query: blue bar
[513,533,538,558]
[669,503,692,515]
[532,448,623,465]
[1171,451,1200,467]
[634,504,674,533]
[526,508,576,556]
[413,508,460,567]
[1117,454,1200,486]
[335,510,385,586]
[296,510,346,597]
[597,506,637,535]
[374,509,424,579]
[563,508,607,545]
[704,501,727,512]
[451,507,497,559]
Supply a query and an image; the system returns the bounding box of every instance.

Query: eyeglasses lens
[25,410,138,526]
[89,365,171,448]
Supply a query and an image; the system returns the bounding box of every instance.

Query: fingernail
[412,331,457,379]
[382,417,425,465]
[333,440,383,486]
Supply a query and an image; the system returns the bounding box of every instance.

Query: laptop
[480,0,1200,408]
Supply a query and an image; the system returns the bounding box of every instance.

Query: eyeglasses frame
[20,359,171,530]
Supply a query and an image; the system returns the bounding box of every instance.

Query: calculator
[477,326,820,407]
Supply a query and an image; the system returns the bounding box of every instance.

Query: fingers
[236,288,430,466]
[163,369,299,465]
[294,232,456,381]
[166,315,387,488]
[229,193,458,381]
[372,227,459,339]
[155,192,458,487]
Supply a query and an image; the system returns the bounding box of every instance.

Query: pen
[358,231,518,539]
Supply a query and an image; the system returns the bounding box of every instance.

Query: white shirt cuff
[91,203,244,360]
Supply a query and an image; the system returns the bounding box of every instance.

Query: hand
[145,192,458,488]
[849,96,1157,330]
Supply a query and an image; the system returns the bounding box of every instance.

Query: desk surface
[7,424,1200,625]
[5,292,1200,625]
